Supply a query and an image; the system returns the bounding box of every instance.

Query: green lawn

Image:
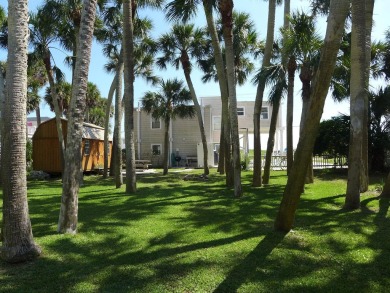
[1,169,389,292]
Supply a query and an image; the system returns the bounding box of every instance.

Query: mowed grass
[1,168,390,292]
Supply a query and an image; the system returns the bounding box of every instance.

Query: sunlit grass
[0,168,389,292]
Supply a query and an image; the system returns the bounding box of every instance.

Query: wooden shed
[32,118,112,173]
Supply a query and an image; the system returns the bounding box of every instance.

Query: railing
[250,155,348,170]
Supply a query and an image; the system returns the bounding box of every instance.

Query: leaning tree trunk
[299,63,314,184]
[1,0,41,263]
[114,61,124,188]
[253,0,276,187]
[345,0,367,210]
[286,56,296,174]
[58,0,97,234]
[274,0,349,232]
[219,0,242,197]
[163,119,170,175]
[360,0,375,192]
[263,97,281,184]
[203,1,230,180]
[103,67,119,178]
[123,0,137,193]
[43,49,66,174]
[182,54,209,175]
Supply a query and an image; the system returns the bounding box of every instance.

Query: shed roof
[40,118,106,141]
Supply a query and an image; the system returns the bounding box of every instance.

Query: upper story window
[237,107,245,116]
[261,107,269,120]
[84,140,90,155]
[151,117,161,129]
[213,116,221,131]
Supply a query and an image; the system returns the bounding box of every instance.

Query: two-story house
[134,96,283,168]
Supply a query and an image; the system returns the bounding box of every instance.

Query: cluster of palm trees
[1,0,387,263]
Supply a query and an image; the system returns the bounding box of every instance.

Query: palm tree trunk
[58,0,97,234]
[282,0,294,174]
[103,69,119,178]
[36,107,41,125]
[1,0,41,262]
[263,97,281,184]
[360,0,375,192]
[219,0,242,197]
[123,0,137,193]
[114,62,124,188]
[43,49,66,174]
[299,63,314,184]
[163,119,170,175]
[253,0,276,187]
[203,1,230,179]
[0,66,5,186]
[286,56,296,174]
[182,55,209,175]
[274,0,349,232]
[345,0,367,209]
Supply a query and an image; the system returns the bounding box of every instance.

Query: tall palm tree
[1,0,41,262]
[259,62,287,185]
[164,0,232,183]
[274,0,349,232]
[58,0,98,234]
[283,11,323,184]
[141,79,195,175]
[218,0,242,197]
[29,9,67,173]
[360,0,375,192]
[157,24,210,175]
[344,0,367,210]
[252,0,277,187]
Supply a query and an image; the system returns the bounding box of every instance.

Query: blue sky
[0,0,388,127]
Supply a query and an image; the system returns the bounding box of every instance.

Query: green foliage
[314,115,350,157]
[26,139,33,171]
[0,170,389,292]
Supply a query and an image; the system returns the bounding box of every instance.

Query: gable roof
[39,118,106,140]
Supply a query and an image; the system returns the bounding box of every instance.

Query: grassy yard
[1,169,389,292]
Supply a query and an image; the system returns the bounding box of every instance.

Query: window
[84,140,90,156]
[261,107,269,119]
[151,117,161,129]
[151,144,161,155]
[213,116,221,131]
[237,107,245,116]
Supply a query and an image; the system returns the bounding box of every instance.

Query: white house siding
[171,115,201,158]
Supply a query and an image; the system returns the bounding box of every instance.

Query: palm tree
[58,0,98,234]
[164,0,232,183]
[200,11,258,86]
[274,0,349,232]
[283,11,323,184]
[1,0,41,262]
[252,0,277,187]
[218,0,242,197]
[344,0,367,210]
[141,79,195,175]
[29,9,67,173]
[360,0,375,193]
[157,24,210,175]
[259,62,287,185]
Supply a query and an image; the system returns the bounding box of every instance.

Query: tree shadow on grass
[214,231,286,292]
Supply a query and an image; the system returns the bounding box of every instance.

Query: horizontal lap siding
[171,116,200,157]
[135,110,165,159]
